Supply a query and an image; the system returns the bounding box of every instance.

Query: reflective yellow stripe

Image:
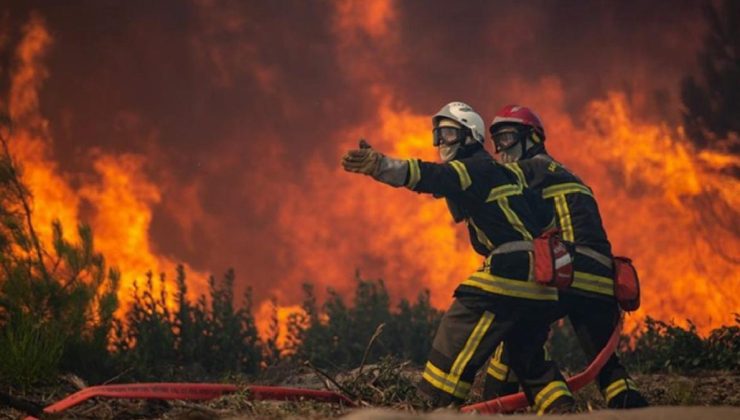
[450,311,494,381]
[535,381,572,414]
[498,197,533,240]
[421,313,494,401]
[448,160,472,190]
[422,361,472,399]
[538,388,572,414]
[406,159,421,189]
[553,195,574,241]
[604,378,638,403]
[469,218,495,251]
[462,272,558,301]
[572,271,614,296]
[486,183,523,202]
[494,342,504,360]
[605,380,628,401]
[542,182,593,198]
[486,359,508,381]
[504,163,527,187]
[534,381,564,406]
[487,343,509,381]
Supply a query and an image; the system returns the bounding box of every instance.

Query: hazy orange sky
[1,0,737,334]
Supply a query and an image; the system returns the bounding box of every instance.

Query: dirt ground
[339,406,740,420]
[1,371,738,419]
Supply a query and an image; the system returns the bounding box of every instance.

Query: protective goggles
[433,126,468,146]
[491,128,526,152]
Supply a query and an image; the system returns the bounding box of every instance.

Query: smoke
[1,0,736,335]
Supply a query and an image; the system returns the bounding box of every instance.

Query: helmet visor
[492,129,524,152]
[433,126,466,146]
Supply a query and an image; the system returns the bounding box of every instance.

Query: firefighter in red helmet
[341,102,575,413]
[485,105,649,409]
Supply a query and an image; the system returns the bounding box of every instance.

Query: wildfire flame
[4,16,205,312]
[2,4,737,343]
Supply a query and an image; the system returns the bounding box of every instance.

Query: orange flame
[3,7,737,347]
[272,90,738,338]
[255,302,305,351]
[4,16,206,312]
[576,94,739,333]
[262,3,739,337]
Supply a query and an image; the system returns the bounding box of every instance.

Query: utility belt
[490,229,574,290]
[491,237,640,312]
[572,246,641,312]
[574,246,612,269]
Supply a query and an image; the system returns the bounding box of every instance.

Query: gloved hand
[342,139,383,176]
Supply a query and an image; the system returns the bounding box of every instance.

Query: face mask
[439,143,461,162]
[500,143,522,163]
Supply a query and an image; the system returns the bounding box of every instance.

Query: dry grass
[1,368,738,419]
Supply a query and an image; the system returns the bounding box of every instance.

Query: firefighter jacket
[505,153,615,298]
[403,149,558,303]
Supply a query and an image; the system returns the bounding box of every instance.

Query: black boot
[543,395,577,414]
[607,389,649,409]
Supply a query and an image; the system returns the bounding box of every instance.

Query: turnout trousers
[483,292,643,407]
[419,295,573,413]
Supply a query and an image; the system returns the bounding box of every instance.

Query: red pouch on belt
[533,229,574,289]
[613,256,640,311]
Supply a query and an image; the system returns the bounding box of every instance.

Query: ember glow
[4,16,206,309]
[1,1,735,337]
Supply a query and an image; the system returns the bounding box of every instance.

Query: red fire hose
[23,321,621,418]
[460,319,622,414]
[23,383,355,420]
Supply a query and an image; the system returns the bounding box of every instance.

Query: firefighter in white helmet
[341,102,575,413]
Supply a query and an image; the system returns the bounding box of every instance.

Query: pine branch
[0,129,51,283]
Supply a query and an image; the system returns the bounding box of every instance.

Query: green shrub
[0,125,121,385]
[535,314,739,375]
[285,272,442,370]
[113,266,262,380]
[621,316,740,372]
[704,315,740,371]
[0,314,64,388]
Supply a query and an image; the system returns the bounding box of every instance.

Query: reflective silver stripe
[575,246,612,268]
[490,240,533,255]
[493,243,610,267]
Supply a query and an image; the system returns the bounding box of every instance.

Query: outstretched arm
[341,139,409,187]
[341,140,474,196]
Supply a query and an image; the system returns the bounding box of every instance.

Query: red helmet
[489,105,545,140]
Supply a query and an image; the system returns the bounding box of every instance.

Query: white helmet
[432,101,485,145]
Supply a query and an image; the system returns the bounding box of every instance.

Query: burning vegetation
[0,0,739,417]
